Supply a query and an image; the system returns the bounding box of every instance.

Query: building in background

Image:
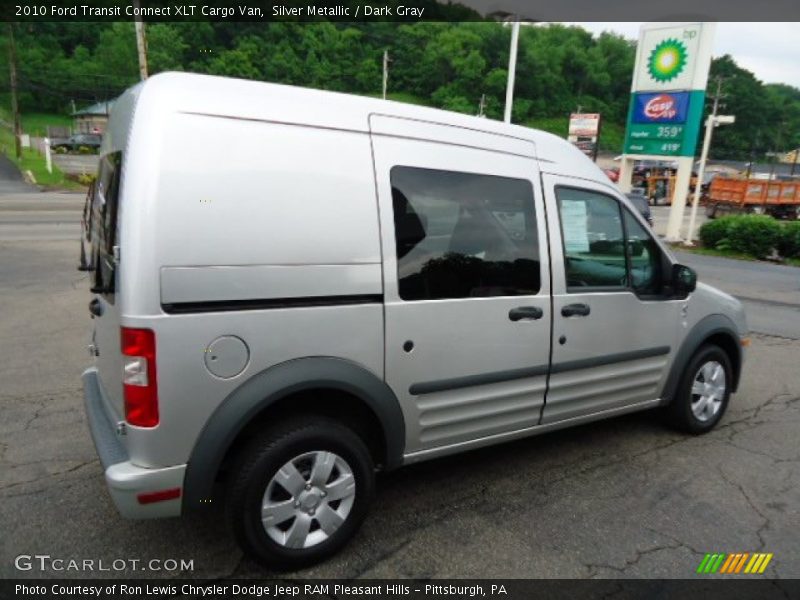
[72,100,114,134]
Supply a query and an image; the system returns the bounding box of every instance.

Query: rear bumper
[82,367,185,518]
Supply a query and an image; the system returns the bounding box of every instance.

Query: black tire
[665,344,732,434]
[226,417,374,569]
[705,203,717,219]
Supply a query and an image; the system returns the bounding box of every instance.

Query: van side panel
[124,305,384,468]
[121,116,384,468]
[156,114,381,268]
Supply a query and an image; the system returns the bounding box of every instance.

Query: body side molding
[409,346,670,396]
[550,346,670,375]
[182,357,404,511]
[162,294,383,314]
[409,364,550,396]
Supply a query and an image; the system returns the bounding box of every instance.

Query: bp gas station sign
[625,90,705,155]
[623,23,714,157]
[619,22,715,241]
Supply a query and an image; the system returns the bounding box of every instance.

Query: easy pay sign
[623,23,715,157]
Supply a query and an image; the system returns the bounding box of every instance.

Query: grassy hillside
[0,107,81,189]
[21,112,73,136]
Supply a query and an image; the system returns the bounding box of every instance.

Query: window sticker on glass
[560,199,590,254]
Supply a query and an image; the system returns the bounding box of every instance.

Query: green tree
[148,24,188,74]
[5,21,799,161]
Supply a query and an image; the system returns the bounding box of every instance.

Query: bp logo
[648,38,688,83]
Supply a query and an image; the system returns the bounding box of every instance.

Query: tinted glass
[556,187,627,289]
[624,209,663,295]
[91,152,122,300]
[391,167,540,301]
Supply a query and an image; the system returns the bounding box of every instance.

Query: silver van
[82,73,747,568]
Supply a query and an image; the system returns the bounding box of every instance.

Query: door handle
[89,298,104,318]
[508,306,544,321]
[561,303,590,317]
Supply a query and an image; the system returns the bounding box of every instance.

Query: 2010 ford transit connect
[82,72,747,568]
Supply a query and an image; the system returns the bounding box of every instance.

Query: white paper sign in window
[560,199,590,254]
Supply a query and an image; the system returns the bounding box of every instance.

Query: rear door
[89,152,125,420]
[541,174,682,423]
[370,116,552,457]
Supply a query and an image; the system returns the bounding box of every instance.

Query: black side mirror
[672,264,697,297]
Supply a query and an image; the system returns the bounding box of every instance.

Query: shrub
[66,172,96,187]
[699,214,782,258]
[721,215,781,258]
[76,173,96,186]
[698,217,729,248]
[777,221,800,258]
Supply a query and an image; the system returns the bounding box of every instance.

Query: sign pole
[665,157,694,241]
[593,115,601,162]
[684,116,713,245]
[44,137,52,174]
[618,157,634,193]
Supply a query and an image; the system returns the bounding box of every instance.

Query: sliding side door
[370,116,552,458]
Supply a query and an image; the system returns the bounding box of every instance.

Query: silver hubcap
[261,451,355,549]
[691,360,726,422]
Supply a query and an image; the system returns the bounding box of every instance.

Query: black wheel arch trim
[182,356,404,512]
[661,313,742,405]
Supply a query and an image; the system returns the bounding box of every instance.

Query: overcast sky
[569,23,800,89]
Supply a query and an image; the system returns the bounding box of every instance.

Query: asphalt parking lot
[1,194,799,579]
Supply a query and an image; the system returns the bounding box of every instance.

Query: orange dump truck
[706,177,800,220]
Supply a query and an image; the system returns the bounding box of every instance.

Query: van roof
[117,71,611,186]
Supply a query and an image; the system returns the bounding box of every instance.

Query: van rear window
[90,152,122,301]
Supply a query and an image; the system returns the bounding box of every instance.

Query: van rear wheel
[665,344,732,434]
[226,417,374,568]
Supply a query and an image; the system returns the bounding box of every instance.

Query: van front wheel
[666,344,732,434]
[226,417,374,568]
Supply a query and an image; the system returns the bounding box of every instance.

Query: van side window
[556,187,628,290]
[623,208,663,295]
[91,152,122,301]
[390,166,540,301]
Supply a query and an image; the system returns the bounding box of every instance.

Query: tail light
[121,327,159,427]
[137,488,181,505]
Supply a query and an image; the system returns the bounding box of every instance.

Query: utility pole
[746,128,760,179]
[7,24,22,160]
[706,77,725,129]
[503,20,520,124]
[133,0,148,80]
[770,120,787,181]
[478,94,487,117]
[685,78,733,246]
[382,50,389,100]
